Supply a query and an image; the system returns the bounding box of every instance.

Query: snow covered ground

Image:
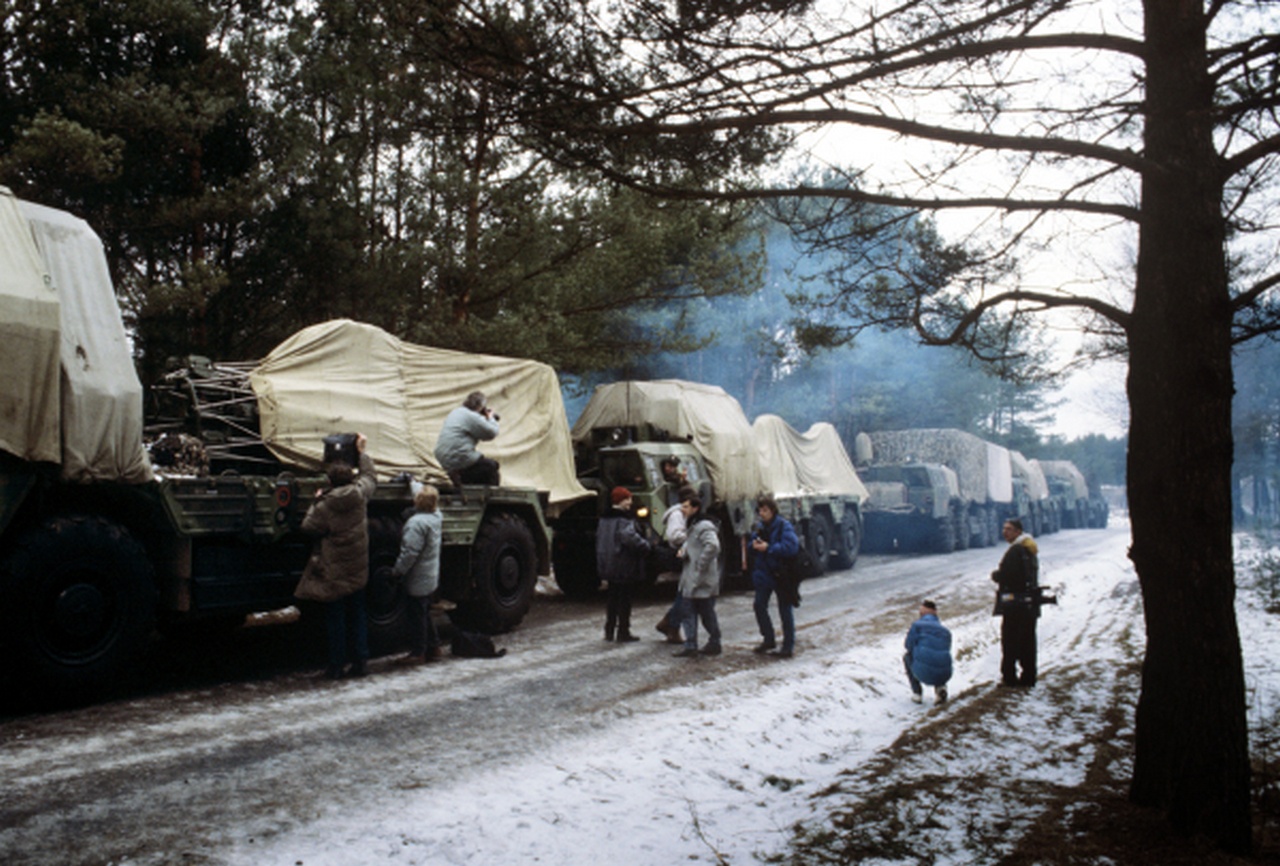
[238,520,1280,865]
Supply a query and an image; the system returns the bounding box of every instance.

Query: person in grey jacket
[297,433,378,679]
[596,486,651,642]
[393,481,444,665]
[434,390,501,485]
[674,495,723,657]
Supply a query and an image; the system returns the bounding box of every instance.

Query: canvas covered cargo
[866,428,1013,504]
[1036,459,1089,500]
[1010,450,1050,500]
[751,415,868,501]
[249,319,589,514]
[0,188,152,483]
[570,379,763,503]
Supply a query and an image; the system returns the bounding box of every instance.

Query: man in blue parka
[904,599,953,704]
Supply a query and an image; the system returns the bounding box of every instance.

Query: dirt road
[0,527,1128,865]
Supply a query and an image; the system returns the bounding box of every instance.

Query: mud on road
[0,530,1129,866]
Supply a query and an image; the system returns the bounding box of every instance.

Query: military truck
[860,428,1030,550]
[0,190,581,701]
[551,381,864,596]
[1033,459,1109,529]
[1009,450,1058,536]
[1034,459,1091,529]
[853,437,967,554]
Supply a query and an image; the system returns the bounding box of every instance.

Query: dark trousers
[325,589,369,672]
[606,582,635,636]
[407,595,440,655]
[1000,610,1038,686]
[459,457,500,486]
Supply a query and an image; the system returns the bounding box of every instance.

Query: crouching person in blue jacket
[904,599,953,704]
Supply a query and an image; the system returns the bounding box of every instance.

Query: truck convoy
[551,380,866,596]
[0,188,587,702]
[853,428,1104,554]
[1035,459,1110,529]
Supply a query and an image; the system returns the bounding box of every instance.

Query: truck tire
[952,505,970,551]
[830,513,861,569]
[1,514,157,702]
[366,515,411,655]
[806,512,833,575]
[453,512,537,633]
[932,515,956,553]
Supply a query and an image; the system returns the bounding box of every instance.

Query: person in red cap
[596,486,651,641]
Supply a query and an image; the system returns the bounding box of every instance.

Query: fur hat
[611,486,631,505]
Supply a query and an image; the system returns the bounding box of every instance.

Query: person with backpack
[749,494,801,658]
[673,495,723,657]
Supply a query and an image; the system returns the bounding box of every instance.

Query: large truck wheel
[952,505,970,551]
[1,515,157,702]
[805,512,832,575]
[453,512,537,633]
[830,513,861,569]
[932,515,956,553]
[366,515,411,655]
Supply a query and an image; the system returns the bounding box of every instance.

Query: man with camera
[991,518,1040,688]
[435,390,501,486]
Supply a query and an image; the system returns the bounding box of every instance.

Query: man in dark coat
[597,486,651,642]
[298,433,378,679]
[992,518,1040,687]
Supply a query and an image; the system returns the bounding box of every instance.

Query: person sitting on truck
[750,494,802,658]
[296,432,378,679]
[434,390,501,486]
[673,495,722,658]
[597,486,652,642]
[392,480,444,665]
[654,485,696,643]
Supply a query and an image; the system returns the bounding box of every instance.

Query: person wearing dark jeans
[992,518,1040,687]
[597,487,651,642]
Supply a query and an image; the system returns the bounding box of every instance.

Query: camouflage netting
[570,380,763,502]
[1009,450,1050,500]
[751,415,868,500]
[864,428,1013,504]
[1035,459,1089,499]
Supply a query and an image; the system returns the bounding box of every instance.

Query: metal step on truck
[0,189,586,705]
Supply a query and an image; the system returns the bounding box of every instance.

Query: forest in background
[7,0,1279,503]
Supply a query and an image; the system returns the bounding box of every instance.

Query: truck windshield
[600,452,649,491]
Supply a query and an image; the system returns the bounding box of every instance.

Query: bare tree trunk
[1127,1,1251,852]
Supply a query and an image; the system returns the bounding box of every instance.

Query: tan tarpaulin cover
[0,189,151,482]
[751,415,868,500]
[0,188,61,465]
[570,379,763,502]
[248,319,589,514]
[19,198,153,483]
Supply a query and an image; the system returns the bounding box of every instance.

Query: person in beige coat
[297,433,378,679]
